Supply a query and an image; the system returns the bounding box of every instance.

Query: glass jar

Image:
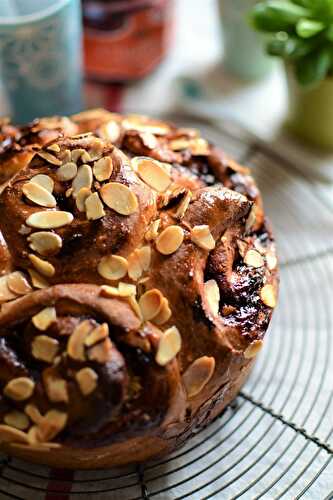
[82,0,174,82]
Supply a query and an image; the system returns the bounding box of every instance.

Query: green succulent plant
[250,0,333,85]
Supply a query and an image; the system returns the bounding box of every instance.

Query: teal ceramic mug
[218,0,274,81]
[0,0,83,123]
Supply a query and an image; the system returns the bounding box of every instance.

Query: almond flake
[85,192,105,220]
[4,411,30,430]
[75,368,98,396]
[7,272,32,295]
[88,337,113,363]
[84,323,109,347]
[32,335,59,362]
[100,284,120,297]
[191,225,215,251]
[127,295,143,320]
[0,275,18,304]
[266,252,277,271]
[136,246,151,271]
[93,157,113,182]
[204,280,220,317]
[26,210,73,229]
[23,182,56,208]
[72,164,93,196]
[100,182,138,215]
[140,132,158,149]
[37,409,67,442]
[97,255,128,280]
[127,251,143,281]
[28,254,55,277]
[122,116,169,135]
[139,289,163,320]
[118,282,137,296]
[155,326,181,366]
[260,284,277,308]
[134,157,171,192]
[30,174,54,193]
[153,297,171,325]
[244,339,263,359]
[99,120,121,142]
[183,356,215,397]
[4,377,35,401]
[32,307,56,331]
[28,268,49,289]
[76,187,91,212]
[47,143,60,153]
[156,225,184,255]
[145,219,160,241]
[28,231,62,256]
[71,148,86,162]
[170,138,190,151]
[174,191,192,219]
[57,162,78,181]
[244,249,264,268]
[24,404,43,424]
[43,370,68,403]
[37,150,62,165]
[0,425,29,444]
[190,138,210,155]
[67,320,94,361]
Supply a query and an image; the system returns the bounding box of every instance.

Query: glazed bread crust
[0,110,278,468]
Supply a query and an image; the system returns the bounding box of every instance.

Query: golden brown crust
[0,110,278,468]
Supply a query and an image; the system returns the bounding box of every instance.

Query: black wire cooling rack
[0,117,332,499]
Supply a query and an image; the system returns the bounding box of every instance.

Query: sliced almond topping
[145,219,160,241]
[191,225,215,251]
[100,284,120,297]
[7,271,32,295]
[99,120,121,142]
[190,138,210,156]
[71,148,86,162]
[98,255,128,280]
[4,411,30,430]
[28,268,49,289]
[32,335,59,363]
[260,284,277,308]
[174,191,192,219]
[153,297,171,325]
[85,192,105,220]
[127,251,143,281]
[156,225,184,255]
[24,404,43,424]
[170,138,190,151]
[244,249,264,268]
[4,377,35,401]
[93,157,113,182]
[204,280,220,317]
[136,246,151,271]
[140,132,158,149]
[0,425,29,444]
[67,320,94,361]
[32,307,56,332]
[100,182,138,216]
[47,143,60,153]
[244,339,263,359]
[266,252,277,271]
[26,211,73,229]
[57,162,78,181]
[118,282,137,297]
[134,157,171,192]
[85,323,109,347]
[87,137,104,161]
[23,182,56,208]
[155,326,181,366]
[72,164,93,196]
[37,409,67,442]
[75,367,98,396]
[0,275,18,304]
[28,231,62,256]
[127,295,143,320]
[76,187,91,212]
[122,116,169,135]
[37,150,62,165]
[30,174,54,193]
[81,151,91,163]
[60,149,72,164]
[28,254,55,278]
[139,289,163,320]
[43,370,68,403]
[88,337,113,363]
[183,356,215,397]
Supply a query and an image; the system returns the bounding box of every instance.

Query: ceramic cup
[0,0,83,123]
[218,0,274,81]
